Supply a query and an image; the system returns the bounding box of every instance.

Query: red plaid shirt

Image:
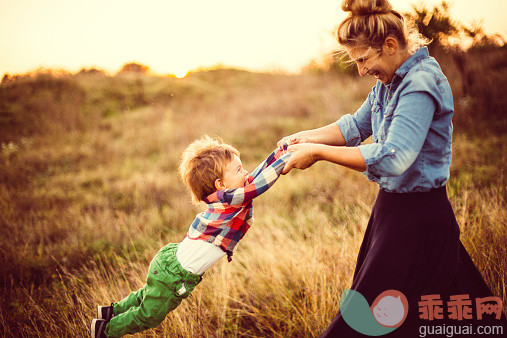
[186,148,290,260]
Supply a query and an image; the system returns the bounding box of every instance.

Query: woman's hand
[277,133,310,149]
[282,143,316,175]
[277,123,346,149]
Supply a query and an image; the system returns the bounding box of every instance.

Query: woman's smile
[370,70,381,79]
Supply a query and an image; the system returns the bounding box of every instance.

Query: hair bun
[342,0,392,16]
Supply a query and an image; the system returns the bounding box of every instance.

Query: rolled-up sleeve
[358,91,436,177]
[336,90,375,146]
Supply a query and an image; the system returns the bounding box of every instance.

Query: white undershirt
[176,237,226,275]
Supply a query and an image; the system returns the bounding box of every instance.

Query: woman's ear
[215,178,226,190]
[383,37,399,55]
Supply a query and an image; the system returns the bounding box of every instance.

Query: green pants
[105,243,202,337]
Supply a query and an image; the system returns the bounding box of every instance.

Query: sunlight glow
[175,70,188,79]
[0,0,504,76]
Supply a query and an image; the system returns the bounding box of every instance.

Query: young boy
[91,136,290,338]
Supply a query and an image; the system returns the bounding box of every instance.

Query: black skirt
[320,186,506,337]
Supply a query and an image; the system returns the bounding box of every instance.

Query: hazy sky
[0,0,505,77]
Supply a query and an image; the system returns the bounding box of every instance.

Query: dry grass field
[0,46,506,336]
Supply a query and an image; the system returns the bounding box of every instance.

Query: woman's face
[345,42,401,84]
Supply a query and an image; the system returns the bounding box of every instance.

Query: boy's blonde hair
[179,136,240,203]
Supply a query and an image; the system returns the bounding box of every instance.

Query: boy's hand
[282,143,316,175]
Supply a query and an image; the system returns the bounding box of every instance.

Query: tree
[404,1,505,51]
[77,67,106,75]
[404,1,505,99]
[404,1,459,51]
[118,62,149,74]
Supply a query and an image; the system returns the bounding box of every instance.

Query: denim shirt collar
[394,46,429,79]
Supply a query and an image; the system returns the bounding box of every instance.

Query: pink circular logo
[371,289,409,328]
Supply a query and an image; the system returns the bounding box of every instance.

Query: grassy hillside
[0,55,505,336]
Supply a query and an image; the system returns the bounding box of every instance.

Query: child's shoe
[91,319,107,338]
[97,305,114,322]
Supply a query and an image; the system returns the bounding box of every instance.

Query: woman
[278,0,506,336]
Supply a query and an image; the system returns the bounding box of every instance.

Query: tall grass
[0,47,505,337]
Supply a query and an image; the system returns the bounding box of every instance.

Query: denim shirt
[336,47,454,193]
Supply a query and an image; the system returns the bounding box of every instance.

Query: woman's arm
[278,88,375,174]
[277,123,346,148]
[314,144,366,172]
[282,143,366,175]
[358,90,436,178]
[283,90,437,176]
[278,88,377,149]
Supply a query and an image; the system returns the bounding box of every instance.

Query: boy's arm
[248,147,287,179]
[218,149,290,206]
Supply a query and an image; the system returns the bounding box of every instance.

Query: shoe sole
[91,318,99,338]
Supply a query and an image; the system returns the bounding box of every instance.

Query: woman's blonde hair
[179,136,240,203]
[337,0,429,53]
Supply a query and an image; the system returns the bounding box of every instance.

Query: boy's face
[218,154,249,190]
